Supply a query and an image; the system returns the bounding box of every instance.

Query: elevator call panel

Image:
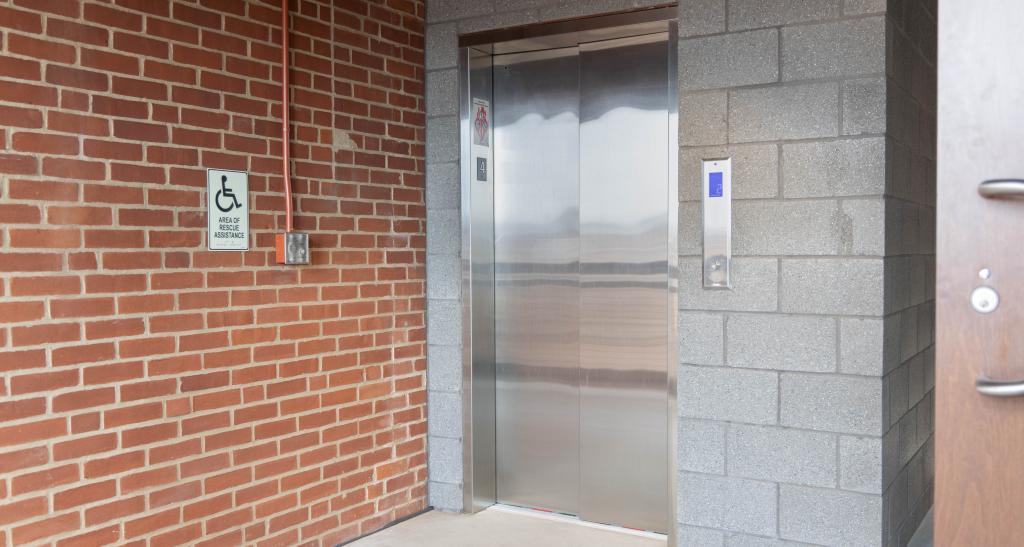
[702,158,732,289]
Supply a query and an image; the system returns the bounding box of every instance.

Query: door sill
[488,503,668,541]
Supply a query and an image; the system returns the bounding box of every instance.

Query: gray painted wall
[423,1,936,545]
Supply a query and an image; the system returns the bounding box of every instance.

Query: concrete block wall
[677,0,896,544]
[424,2,935,546]
[881,0,936,545]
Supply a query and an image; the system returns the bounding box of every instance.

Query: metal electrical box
[702,158,731,289]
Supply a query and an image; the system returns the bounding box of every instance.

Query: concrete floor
[348,505,666,547]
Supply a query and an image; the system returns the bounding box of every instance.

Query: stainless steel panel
[666,21,679,547]
[460,46,496,513]
[578,32,670,533]
[702,158,732,289]
[493,46,581,515]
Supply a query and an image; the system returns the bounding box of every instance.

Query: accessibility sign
[207,168,249,251]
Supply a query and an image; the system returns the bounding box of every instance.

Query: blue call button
[709,171,723,197]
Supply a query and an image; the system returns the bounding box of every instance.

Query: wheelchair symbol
[215,175,242,213]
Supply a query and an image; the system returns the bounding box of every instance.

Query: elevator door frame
[457,7,679,544]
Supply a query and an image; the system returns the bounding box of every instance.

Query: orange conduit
[281,0,293,232]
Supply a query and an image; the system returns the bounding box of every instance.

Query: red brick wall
[0,0,427,545]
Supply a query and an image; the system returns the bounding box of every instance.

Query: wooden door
[936,0,1024,544]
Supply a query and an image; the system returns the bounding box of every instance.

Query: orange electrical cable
[281,0,293,232]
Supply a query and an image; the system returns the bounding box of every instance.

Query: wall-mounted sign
[207,168,249,251]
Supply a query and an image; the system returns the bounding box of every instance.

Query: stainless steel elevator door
[494,47,581,515]
[578,33,669,533]
[493,34,670,534]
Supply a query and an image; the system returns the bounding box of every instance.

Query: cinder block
[884,364,909,432]
[679,472,778,536]
[427,115,459,164]
[429,436,463,484]
[426,69,459,117]
[680,258,778,312]
[844,0,886,15]
[679,0,726,37]
[727,534,820,546]
[899,306,919,362]
[780,258,885,316]
[882,422,900,488]
[427,344,462,392]
[780,484,883,546]
[426,22,458,70]
[427,390,462,438]
[679,312,725,366]
[537,0,669,21]
[727,424,837,487]
[726,313,836,372]
[783,138,886,197]
[843,77,887,135]
[427,254,460,300]
[898,407,918,465]
[680,29,779,90]
[427,0,493,23]
[839,317,886,376]
[680,418,726,474]
[781,373,883,435]
[426,162,460,211]
[426,208,460,256]
[679,525,726,547]
[782,17,885,81]
[458,9,539,35]
[729,0,840,30]
[681,91,729,146]
[428,480,463,511]
[427,298,461,346]
[840,435,883,494]
[681,365,778,424]
[729,82,839,143]
[908,352,925,406]
[733,200,841,256]
[840,199,885,256]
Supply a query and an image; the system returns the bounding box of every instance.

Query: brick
[12,512,80,545]
[0,301,45,322]
[12,463,79,495]
[54,480,117,510]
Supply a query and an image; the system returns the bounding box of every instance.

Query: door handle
[978,179,1024,198]
[976,376,1024,397]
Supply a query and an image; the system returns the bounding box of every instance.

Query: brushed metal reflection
[578,33,670,534]
[461,46,498,514]
[493,46,582,516]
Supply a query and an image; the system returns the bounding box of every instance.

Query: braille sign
[207,168,249,251]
